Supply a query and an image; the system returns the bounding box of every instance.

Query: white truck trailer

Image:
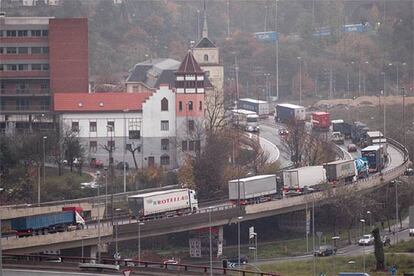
[231,109,260,132]
[238,98,270,116]
[228,175,278,204]
[128,189,198,218]
[283,166,326,193]
[324,159,356,183]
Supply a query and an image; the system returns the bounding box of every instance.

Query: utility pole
[226,1,230,38]
[275,0,279,100]
[297,57,302,104]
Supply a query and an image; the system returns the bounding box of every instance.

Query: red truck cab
[311,112,330,130]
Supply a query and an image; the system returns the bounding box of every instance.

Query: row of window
[89,139,170,153]
[1,98,50,110]
[178,100,202,112]
[182,140,201,152]
[0,47,49,55]
[0,29,48,37]
[72,120,142,138]
[0,64,49,71]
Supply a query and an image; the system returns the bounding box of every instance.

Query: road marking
[258,136,280,163]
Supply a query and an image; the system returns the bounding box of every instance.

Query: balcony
[0,89,50,97]
[0,54,49,61]
[0,105,51,114]
[0,71,49,79]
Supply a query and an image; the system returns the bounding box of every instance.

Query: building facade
[0,15,88,134]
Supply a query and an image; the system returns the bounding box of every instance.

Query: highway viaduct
[1,136,410,255]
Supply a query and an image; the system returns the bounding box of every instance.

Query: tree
[63,130,84,173]
[204,88,227,136]
[126,142,141,170]
[372,227,385,271]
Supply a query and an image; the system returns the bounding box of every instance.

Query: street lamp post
[331,236,340,275]
[115,208,122,258]
[237,216,243,270]
[363,61,369,95]
[137,221,144,266]
[367,211,372,228]
[123,110,129,193]
[96,171,102,263]
[360,219,366,273]
[40,136,47,205]
[381,72,386,138]
[208,207,213,276]
[297,57,302,104]
[104,167,108,218]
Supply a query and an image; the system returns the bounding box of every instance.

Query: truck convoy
[275,103,306,123]
[311,112,330,130]
[230,109,260,132]
[128,189,198,219]
[11,208,85,237]
[238,98,269,116]
[283,166,326,193]
[361,145,385,173]
[324,160,356,184]
[331,119,351,139]
[228,175,280,204]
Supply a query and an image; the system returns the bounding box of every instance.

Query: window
[6,47,17,54]
[31,30,41,36]
[107,121,115,132]
[42,64,49,71]
[181,140,187,151]
[16,98,29,110]
[40,98,50,110]
[18,64,29,71]
[6,30,16,37]
[31,64,41,71]
[107,140,115,148]
[89,141,97,153]
[179,101,183,111]
[188,101,193,111]
[0,64,3,71]
[189,140,195,151]
[18,30,28,37]
[195,140,201,151]
[31,47,42,54]
[89,121,97,132]
[0,30,3,37]
[188,120,195,131]
[42,47,49,54]
[161,97,168,111]
[204,54,209,62]
[161,138,169,150]
[18,47,28,54]
[71,121,79,132]
[129,130,140,139]
[7,64,17,71]
[161,120,169,131]
[42,30,48,37]
[160,155,170,165]
[0,48,3,54]
[199,101,202,111]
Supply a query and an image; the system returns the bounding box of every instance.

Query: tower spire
[202,0,208,38]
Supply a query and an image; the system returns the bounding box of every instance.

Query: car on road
[314,245,336,257]
[278,128,289,137]
[227,255,248,265]
[358,234,374,246]
[404,168,414,176]
[409,228,414,237]
[347,143,357,152]
[382,235,391,246]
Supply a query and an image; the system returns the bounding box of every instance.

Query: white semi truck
[283,166,326,194]
[128,189,198,219]
[228,175,279,204]
[231,109,260,132]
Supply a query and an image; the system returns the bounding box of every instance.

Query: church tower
[192,0,224,93]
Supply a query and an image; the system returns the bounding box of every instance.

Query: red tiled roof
[176,50,204,74]
[54,92,152,112]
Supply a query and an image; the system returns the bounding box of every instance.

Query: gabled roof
[194,37,216,48]
[126,58,181,86]
[176,51,204,74]
[54,92,152,112]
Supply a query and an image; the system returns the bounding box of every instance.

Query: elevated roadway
[2,137,409,254]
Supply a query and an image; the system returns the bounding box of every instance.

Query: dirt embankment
[314,95,414,108]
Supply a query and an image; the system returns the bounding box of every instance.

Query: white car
[358,234,374,246]
[409,228,414,237]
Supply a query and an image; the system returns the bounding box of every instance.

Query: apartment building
[0,15,88,134]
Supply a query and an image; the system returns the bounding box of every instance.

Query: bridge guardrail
[3,254,281,276]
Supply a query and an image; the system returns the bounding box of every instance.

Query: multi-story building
[54,51,207,169]
[0,15,88,134]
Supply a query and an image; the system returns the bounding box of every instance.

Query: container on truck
[228,174,279,204]
[128,189,198,219]
[361,145,385,173]
[230,109,259,132]
[331,120,352,139]
[283,166,326,193]
[311,112,330,130]
[238,98,269,116]
[351,122,369,145]
[324,159,356,183]
[275,103,306,123]
[11,209,85,237]
[364,131,383,146]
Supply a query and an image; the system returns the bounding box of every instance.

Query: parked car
[404,168,414,176]
[347,143,357,152]
[382,235,391,246]
[227,255,248,265]
[409,228,414,237]
[90,158,104,169]
[314,245,336,256]
[358,234,374,246]
[116,162,129,170]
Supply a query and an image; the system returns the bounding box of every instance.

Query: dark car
[347,143,357,152]
[278,128,289,137]
[116,162,129,170]
[227,255,248,265]
[404,168,413,176]
[314,245,336,257]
